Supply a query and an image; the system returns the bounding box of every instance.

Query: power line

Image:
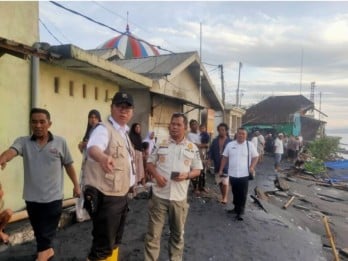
[49,1,175,54]
[92,1,126,21]
[42,17,72,43]
[203,61,220,67]
[39,18,63,44]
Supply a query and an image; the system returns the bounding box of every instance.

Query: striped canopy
[97,25,160,59]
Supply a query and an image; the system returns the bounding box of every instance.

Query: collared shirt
[87,116,135,187]
[274,138,284,154]
[10,132,73,202]
[187,131,201,144]
[222,140,259,178]
[148,137,203,201]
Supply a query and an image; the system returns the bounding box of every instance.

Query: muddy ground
[1,155,347,261]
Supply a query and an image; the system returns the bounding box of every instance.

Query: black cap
[112,92,134,106]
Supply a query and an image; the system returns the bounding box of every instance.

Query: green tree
[307,136,341,161]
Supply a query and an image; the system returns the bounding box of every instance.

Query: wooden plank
[283,196,296,209]
[322,215,340,261]
[250,195,268,213]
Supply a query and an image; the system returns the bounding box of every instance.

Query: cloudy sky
[39,1,348,133]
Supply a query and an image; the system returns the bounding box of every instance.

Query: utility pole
[236,62,242,107]
[219,64,225,106]
[319,91,322,121]
[300,48,303,95]
[199,22,202,121]
[310,81,316,116]
[219,64,225,120]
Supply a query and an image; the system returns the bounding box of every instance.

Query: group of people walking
[0,90,266,261]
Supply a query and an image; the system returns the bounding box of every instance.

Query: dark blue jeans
[26,200,62,252]
[229,176,249,215]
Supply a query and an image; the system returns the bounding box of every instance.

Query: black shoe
[236,214,244,221]
[226,209,236,214]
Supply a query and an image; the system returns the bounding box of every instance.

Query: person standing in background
[256,131,265,163]
[208,123,231,204]
[219,127,258,221]
[76,109,101,223]
[274,133,284,171]
[143,131,156,156]
[0,108,80,261]
[129,123,146,189]
[187,119,208,195]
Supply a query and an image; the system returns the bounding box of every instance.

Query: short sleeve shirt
[187,132,201,145]
[274,138,284,154]
[222,140,259,178]
[147,137,203,201]
[10,133,73,202]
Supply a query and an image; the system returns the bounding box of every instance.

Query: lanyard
[108,119,136,176]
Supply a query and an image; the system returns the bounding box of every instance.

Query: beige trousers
[144,194,189,261]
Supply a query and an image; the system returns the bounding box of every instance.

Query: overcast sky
[39,1,348,132]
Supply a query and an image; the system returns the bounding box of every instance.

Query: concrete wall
[120,88,151,139]
[39,62,120,202]
[0,2,39,210]
[151,96,182,142]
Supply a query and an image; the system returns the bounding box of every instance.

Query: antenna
[310,81,315,116]
[236,62,242,107]
[199,22,202,121]
[300,48,303,94]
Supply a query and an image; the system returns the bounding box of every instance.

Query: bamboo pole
[322,215,340,261]
[9,198,76,223]
[282,196,295,209]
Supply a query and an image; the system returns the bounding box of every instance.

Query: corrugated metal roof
[112,52,196,77]
[112,52,224,111]
[48,44,152,89]
[243,95,314,124]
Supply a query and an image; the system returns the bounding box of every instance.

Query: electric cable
[39,18,63,44]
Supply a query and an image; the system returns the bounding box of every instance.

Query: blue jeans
[274,153,282,168]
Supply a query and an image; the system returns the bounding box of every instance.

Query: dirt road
[0,155,337,260]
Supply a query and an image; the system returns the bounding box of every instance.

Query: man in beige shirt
[144,112,203,261]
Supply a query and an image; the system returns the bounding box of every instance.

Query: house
[0,2,225,210]
[88,24,224,139]
[110,52,224,140]
[242,95,326,142]
[223,105,245,137]
[0,2,154,210]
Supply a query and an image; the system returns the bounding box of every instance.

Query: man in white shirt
[274,133,284,171]
[84,92,136,261]
[219,128,259,221]
[187,119,208,194]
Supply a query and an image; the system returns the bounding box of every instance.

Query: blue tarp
[325,160,348,169]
